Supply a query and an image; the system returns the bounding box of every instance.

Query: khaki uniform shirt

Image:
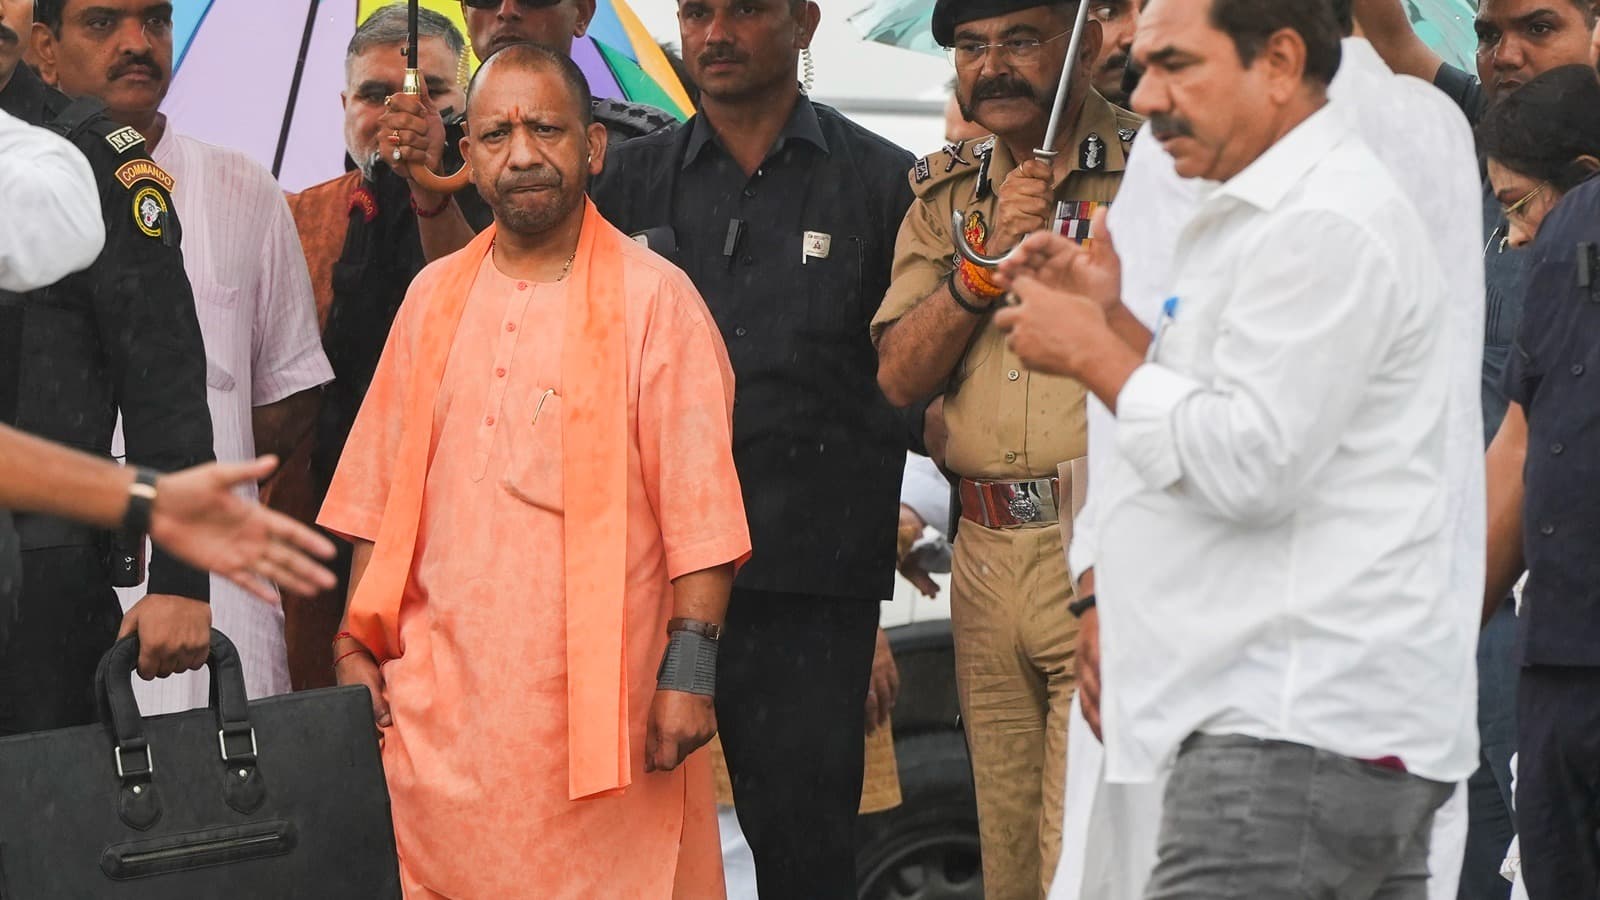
[872,91,1142,481]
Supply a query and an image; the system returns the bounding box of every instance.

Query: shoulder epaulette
[46,96,122,146]
[909,134,996,199]
[1113,106,1145,150]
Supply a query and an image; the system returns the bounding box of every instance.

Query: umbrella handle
[404,69,473,195]
[952,209,1020,268]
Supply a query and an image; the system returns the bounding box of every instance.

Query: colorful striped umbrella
[581,0,695,119]
[354,0,694,118]
[159,0,692,193]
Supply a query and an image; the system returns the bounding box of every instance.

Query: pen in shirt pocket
[532,388,556,426]
[1147,296,1180,362]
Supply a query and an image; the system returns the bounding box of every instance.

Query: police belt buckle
[958,477,1062,529]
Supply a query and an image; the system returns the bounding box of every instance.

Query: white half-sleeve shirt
[0,108,104,291]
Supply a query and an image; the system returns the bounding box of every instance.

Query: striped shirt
[117,126,333,711]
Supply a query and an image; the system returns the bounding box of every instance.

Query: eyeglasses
[1502,182,1549,221]
[461,0,564,10]
[948,29,1072,67]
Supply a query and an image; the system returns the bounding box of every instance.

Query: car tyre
[856,730,982,900]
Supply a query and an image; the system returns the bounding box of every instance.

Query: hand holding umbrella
[402,0,472,195]
[952,0,1092,269]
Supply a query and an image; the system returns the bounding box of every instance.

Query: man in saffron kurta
[318,46,749,899]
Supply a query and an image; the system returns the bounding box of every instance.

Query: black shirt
[0,66,213,601]
[591,98,916,600]
[1503,175,1600,667]
[1435,63,1531,443]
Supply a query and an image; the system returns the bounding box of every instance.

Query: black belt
[10,513,100,552]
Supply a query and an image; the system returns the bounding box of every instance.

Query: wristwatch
[1068,593,1097,619]
[667,617,722,641]
[121,468,160,535]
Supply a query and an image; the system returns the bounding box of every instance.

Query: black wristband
[121,468,159,535]
[657,629,718,696]
[1068,593,1097,618]
[946,269,994,316]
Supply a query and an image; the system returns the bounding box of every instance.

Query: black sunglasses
[461,0,565,9]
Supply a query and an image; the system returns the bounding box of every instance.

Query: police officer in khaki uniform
[873,1,1139,896]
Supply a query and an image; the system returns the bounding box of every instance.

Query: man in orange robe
[318,44,750,899]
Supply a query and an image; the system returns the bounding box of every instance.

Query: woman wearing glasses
[1478,65,1600,250]
[1476,63,1600,900]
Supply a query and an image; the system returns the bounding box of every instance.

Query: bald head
[466,41,593,128]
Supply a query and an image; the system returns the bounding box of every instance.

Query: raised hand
[995,207,1122,309]
[148,456,337,601]
[381,91,447,190]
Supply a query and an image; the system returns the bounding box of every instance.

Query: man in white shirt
[995,0,1479,894]
[0,108,102,291]
[33,0,334,708]
[1042,2,1488,897]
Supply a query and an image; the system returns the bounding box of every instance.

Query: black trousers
[715,589,879,900]
[1516,663,1600,899]
[0,546,121,736]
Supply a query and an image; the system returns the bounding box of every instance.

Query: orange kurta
[319,217,749,899]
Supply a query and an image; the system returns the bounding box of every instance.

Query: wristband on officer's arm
[1068,593,1097,619]
[657,623,719,696]
[946,266,999,316]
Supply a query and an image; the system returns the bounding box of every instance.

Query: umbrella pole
[404,0,472,194]
[1036,0,1094,161]
[952,0,1095,269]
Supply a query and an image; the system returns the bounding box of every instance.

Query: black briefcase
[0,630,401,898]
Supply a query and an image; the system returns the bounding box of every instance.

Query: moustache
[1100,52,1130,74]
[969,76,1040,104]
[498,170,563,194]
[697,45,746,68]
[0,22,16,45]
[1150,114,1195,141]
[109,55,164,81]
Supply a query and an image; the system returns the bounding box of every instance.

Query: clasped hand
[381,92,447,190]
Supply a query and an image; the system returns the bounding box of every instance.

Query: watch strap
[122,468,159,535]
[667,617,722,641]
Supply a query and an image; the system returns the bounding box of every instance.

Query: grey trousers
[1144,734,1456,900]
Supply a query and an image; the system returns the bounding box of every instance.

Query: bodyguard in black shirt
[1351,5,1600,894]
[592,1,915,896]
[0,47,214,730]
[1489,173,1600,900]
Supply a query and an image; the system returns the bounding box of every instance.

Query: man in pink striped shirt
[33,0,333,710]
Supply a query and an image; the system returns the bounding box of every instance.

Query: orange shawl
[345,200,632,800]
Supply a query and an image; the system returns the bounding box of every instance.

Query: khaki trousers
[952,518,1079,900]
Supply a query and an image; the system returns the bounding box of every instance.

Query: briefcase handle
[93,629,267,829]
